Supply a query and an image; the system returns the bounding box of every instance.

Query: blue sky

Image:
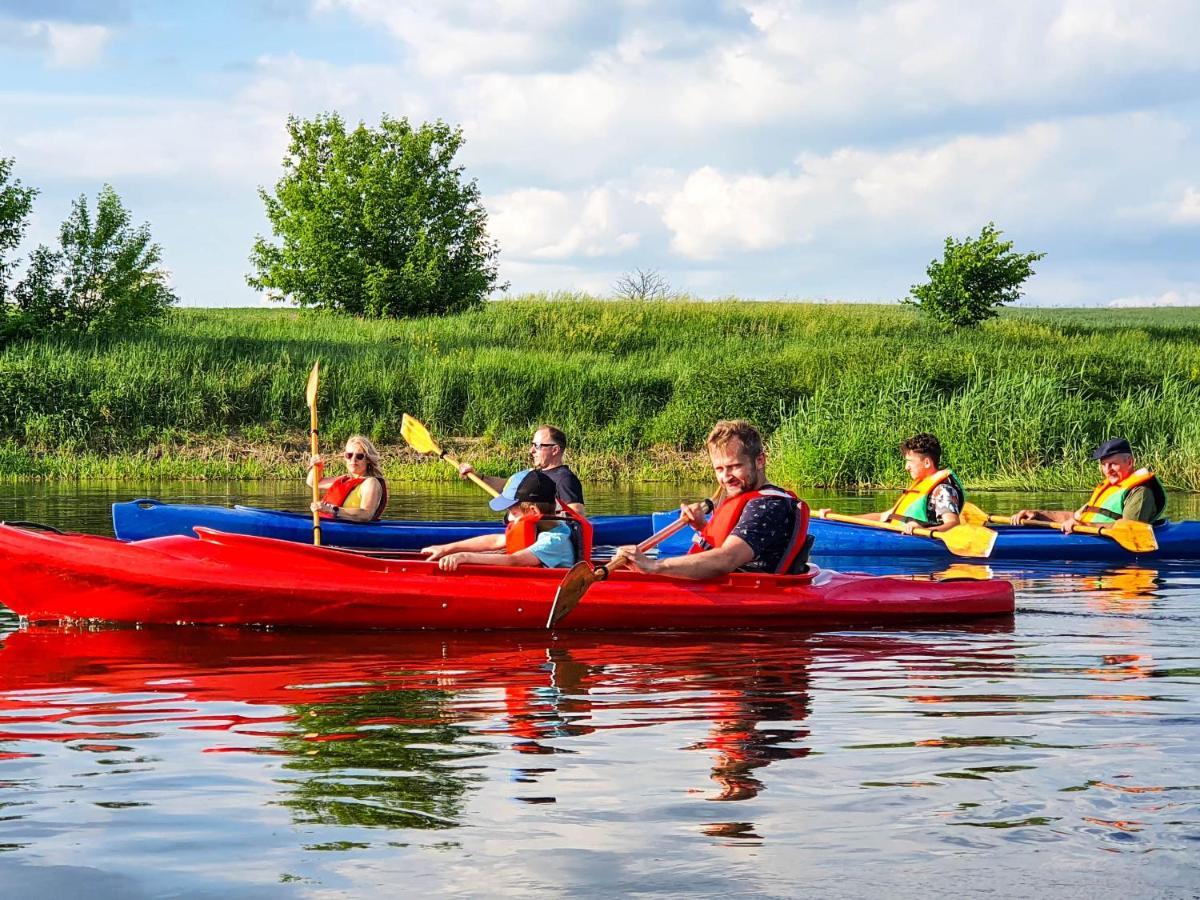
[3,0,1199,307]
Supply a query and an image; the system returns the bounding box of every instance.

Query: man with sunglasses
[458,424,585,514]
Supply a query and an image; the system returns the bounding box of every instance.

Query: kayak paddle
[960,502,1158,554]
[547,490,723,628]
[306,361,321,547]
[816,510,997,558]
[400,414,500,498]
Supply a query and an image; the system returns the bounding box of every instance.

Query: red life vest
[505,509,543,553]
[320,475,388,521]
[687,487,810,575]
[504,504,594,562]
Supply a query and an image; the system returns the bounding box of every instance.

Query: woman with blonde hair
[306,434,388,522]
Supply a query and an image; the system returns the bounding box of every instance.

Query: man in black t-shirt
[458,424,585,514]
[616,420,802,579]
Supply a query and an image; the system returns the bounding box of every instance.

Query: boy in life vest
[1010,437,1166,533]
[614,420,808,579]
[817,432,964,535]
[422,469,583,572]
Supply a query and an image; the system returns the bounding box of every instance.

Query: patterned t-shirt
[728,486,799,574]
[928,482,963,524]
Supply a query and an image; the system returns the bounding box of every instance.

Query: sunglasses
[530,442,559,449]
[344,451,367,461]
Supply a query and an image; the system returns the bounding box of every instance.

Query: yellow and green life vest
[1079,468,1161,524]
[886,468,964,526]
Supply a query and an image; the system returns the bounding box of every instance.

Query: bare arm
[617,535,756,581]
[457,463,505,492]
[902,510,961,535]
[435,547,541,571]
[424,532,506,559]
[1010,509,1075,525]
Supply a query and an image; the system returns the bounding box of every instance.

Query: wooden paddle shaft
[309,404,321,547]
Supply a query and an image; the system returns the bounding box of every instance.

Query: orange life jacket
[505,504,594,561]
[885,468,963,525]
[1079,468,1161,524]
[320,475,388,521]
[688,487,810,574]
[505,509,544,553]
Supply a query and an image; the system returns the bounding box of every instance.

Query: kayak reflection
[0,625,1015,841]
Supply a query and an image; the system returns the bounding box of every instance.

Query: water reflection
[0,625,1016,848]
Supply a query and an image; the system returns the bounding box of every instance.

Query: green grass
[2,297,1199,489]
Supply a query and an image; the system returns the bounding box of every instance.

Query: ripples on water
[0,485,1196,896]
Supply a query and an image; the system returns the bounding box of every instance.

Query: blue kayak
[804,516,1200,561]
[652,511,1200,561]
[113,499,653,550]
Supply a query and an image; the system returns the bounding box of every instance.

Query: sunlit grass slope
[2,297,1198,489]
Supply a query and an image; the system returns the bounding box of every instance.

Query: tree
[12,185,177,336]
[248,113,503,317]
[0,156,38,306]
[613,267,672,301]
[906,223,1045,328]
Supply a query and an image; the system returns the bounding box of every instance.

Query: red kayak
[0,524,1014,629]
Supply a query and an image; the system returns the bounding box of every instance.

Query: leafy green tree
[12,185,177,336]
[0,156,38,307]
[248,113,503,317]
[906,222,1045,328]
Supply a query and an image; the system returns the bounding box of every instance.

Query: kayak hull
[0,524,1014,629]
[112,498,651,549]
[653,513,1200,560]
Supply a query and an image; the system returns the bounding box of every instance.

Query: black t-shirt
[728,486,798,573]
[542,465,585,506]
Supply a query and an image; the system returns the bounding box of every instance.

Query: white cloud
[1109,290,1200,308]
[488,187,640,259]
[653,111,1197,261]
[660,167,810,259]
[6,20,114,68]
[1172,187,1200,225]
[313,0,608,75]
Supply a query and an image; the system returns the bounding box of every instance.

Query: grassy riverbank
[2,297,1199,490]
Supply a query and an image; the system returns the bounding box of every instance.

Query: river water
[0,482,1197,898]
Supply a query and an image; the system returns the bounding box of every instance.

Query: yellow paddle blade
[959,502,991,527]
[400,414,442,456]
[936,523,997,559]
[305,360,320,409]
[937,563,994,581]
[1098,519,1159,554]
[547,561,606,628]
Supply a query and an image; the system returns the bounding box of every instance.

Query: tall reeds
[1,299,1198,487]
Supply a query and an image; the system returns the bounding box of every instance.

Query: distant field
[1,297,1198,490]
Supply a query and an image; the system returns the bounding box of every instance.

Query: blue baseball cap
[1090,437,1133,460]
[488,468,558,511]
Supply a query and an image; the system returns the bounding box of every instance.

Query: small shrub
[906,222,1044,328]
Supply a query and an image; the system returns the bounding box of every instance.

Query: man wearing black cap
[1011,438,1166,533]
[422,469,579,571]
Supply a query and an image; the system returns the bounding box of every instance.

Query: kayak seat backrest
[786,534,815,575]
